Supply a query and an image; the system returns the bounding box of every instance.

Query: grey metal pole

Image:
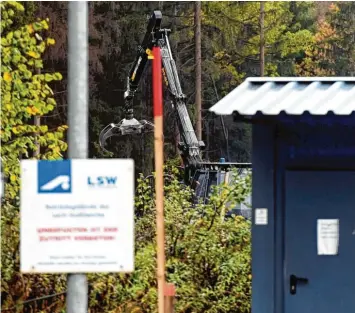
[67,2,88,313]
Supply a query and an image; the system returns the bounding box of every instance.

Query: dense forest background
[28,1,355,175]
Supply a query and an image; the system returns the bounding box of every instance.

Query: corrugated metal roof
[209,77,355,116]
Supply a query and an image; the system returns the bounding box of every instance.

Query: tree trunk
[194,1,202,141]
[173,3,181,155]
[34,2,42,158]
[205,120,210,161]
[259,1,265,76]
[33,117,41,157]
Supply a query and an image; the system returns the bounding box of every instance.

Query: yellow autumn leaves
[26,50,40,59]
[47,38,55,45]
[1,7,69,308]
[23,38,55,59]
[1,0,67,159]
[3,72,12,83]
[26,106,40,115]
[27,23,34,34]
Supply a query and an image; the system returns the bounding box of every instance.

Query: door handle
[290,274,308,295]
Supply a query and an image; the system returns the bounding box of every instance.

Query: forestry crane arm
[99,11,251,196]
[99,10,205,166]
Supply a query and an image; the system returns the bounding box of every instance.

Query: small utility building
[209,77,355,313]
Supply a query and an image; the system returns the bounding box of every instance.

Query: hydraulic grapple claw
[99,118,155,153]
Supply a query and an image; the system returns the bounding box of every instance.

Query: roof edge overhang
[242,76,355,83]
[209,77,355,117]
[232,112,355,125]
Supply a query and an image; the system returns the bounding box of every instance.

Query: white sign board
[255,208,268,225]
[20,159,135,273]
[317,219,339,255]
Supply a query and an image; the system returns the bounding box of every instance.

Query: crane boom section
[123,11,204,165]
[99,10,252,209]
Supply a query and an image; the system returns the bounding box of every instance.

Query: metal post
[152,46,166,313]
[164,283,176,313]
[67,2,89,313]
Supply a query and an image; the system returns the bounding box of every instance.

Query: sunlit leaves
[3,72,12,81]
[1,2,68,309]
[198,1,316,84]
[294,2,355,77]
[46,37,55,45]
[295,5,338,76]
[26,50,40,58]
[0,0,67,174]
[279,30,314,58]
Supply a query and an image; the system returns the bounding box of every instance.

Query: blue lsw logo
[38,160,72,194]
[87,176,118,187]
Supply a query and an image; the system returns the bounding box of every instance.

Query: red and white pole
[152,45,166,313]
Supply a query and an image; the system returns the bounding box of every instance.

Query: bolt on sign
[20,159,135,273]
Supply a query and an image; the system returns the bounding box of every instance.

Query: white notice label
[317,219,339,255]
[255,208,268,225]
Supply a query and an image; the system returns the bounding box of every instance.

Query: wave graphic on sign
[40,175,70,191]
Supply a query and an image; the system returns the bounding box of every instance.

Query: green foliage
[328,2,355,76]
[295,2,355,77]
[1,164,251,312]
[86,167,252,313]
[295,16,337,76]
[200,1,314,80]
[1,1,68,311]
[1,0,67,196]
[170,1,316,162]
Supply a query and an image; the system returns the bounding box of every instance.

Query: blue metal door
[284,170,355,313]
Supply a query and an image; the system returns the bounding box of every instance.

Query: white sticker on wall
[317,219,339,255]
[255,208,268,225]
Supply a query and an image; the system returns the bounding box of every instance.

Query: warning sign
[20,159,135,273]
